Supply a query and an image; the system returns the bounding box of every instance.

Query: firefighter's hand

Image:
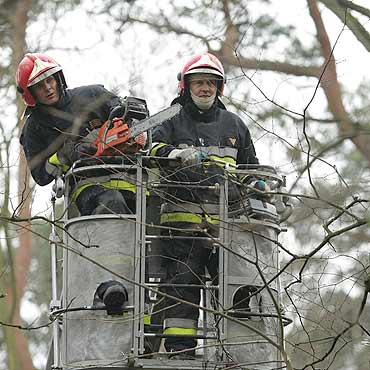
[82,129,99,144]
[46,149,71,175]
[250,179,271,199]
[75,142,97,158]
[253,180,269,192]
[168,147,202,166]
[56,140,76,166]
[75,129,99,158]
[133,132,147,149]
[45,161,60,177]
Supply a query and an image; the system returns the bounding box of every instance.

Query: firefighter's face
[31,75,60,105]
[189,74,218,98]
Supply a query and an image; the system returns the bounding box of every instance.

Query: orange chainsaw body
[90,97,180,157]
[93,118,135,157]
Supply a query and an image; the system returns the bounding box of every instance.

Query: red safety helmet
[16,53,66,107]
[178,52,225,96]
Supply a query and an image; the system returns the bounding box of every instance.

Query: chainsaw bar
[94,102,182,157]
[129,103,182,138]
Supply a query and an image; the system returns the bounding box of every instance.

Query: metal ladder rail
[144,179,225,360]
[133,155,148,356]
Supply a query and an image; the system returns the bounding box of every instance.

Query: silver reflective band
[28,66,62,86]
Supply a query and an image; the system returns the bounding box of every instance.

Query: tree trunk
[319,0,370,53]
[307,0,370,163]
[2,0,37,369]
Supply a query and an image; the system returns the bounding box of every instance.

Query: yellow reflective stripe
[160,212,219,225]
[164,327,197,336]
[204,155,236,167]
[104,180,150,196]
[150,142,167,157]
[71,183,94,201]
[71,179,148,201]
[48,153,59,165]
[48,152,70,173]
[102,179,137,193]
[144,314,151,325]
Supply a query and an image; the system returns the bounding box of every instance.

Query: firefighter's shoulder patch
[228,137,237,147]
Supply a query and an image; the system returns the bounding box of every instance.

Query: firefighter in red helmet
[177,52,225,96]
[149,52,259,358]
[17,53,143,215]
[16,53,66,107]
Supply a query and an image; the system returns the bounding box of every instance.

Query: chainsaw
[93,97,181,157]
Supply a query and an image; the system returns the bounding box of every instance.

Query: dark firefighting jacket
[150,99,259,226]
[149,98,259,339]
[20,84,121,186]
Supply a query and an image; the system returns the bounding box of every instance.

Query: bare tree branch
[308,0,370,163]
[319,0,370,52]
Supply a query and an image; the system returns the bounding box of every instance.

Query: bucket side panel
[224,222,282,368]
[63,218,136,366]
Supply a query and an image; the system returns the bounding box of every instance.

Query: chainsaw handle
[108,105,126,121]
[93,118,132,157]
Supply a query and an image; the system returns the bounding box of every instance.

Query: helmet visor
[188,73,222,83]
[185,67,224,79]
[28,66,62,87]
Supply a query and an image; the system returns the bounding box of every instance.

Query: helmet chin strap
[190,91,216,110]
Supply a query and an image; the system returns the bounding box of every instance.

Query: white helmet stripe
[185,68,224,78]
[28,58,61,86]
[189,54,221,71]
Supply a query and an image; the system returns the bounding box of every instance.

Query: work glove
[108,105,126,120]
[249,179,271,200]
[45,146,73,177]
[168,147,202,166]
[252,179,270,192]
[45,131,99,177]
[56,140,76,166]
[74,129,99,158]
[45,140,76,176]
[133,132,147,148]
[45,160,61,177]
